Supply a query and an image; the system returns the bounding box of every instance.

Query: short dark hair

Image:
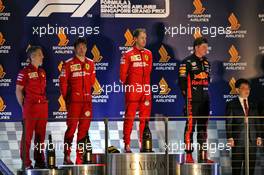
[26,45,42,58]
[74,37,87,48]
[235,78,250,88]
[193,37,208,49]
[133,28,146,38]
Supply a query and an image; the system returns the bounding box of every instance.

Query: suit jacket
[226,97,261,145]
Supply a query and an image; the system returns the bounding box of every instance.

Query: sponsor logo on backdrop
[52,61,63,87]
[153,45,177,71]
[223,77,238,102]
[92,78,109,103]
[223,45,247,70]
[20,44,31,67]
[187,0,211,22]
[119,28,134,52]
[100,0,170,18]
[53,29,74,54]
[0,64,11,87]
[259,46,264,54]
[187,31,212,54]
[153,77,177,103]
[52,62,67,119]
[53,95,67,119]
[0,96,11,120]
[27,0,170,18]
[0,0,10,20]
[32,24,100,38]
[0,32,11,54]
[258,78,264,86]
[165,24,231,38]
[92,45,108,71]
[226,13,247,38]
[258,12,264,23]
[27,0,96,17]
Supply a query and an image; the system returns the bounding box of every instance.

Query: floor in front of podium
[0,120,263,174]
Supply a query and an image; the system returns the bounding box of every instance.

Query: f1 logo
[27,0,97,17]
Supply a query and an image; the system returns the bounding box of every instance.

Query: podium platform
[107,153,219,175]
[17,168,64,175]
[59,164,105,175]
[17,153,219,175]
[174,163,220,175]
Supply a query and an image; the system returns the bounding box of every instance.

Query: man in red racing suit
[16,46,48,169]
[59,38,96,164]
[120,28,153,153]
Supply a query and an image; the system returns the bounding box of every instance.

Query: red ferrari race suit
[16,64,48,167]
[178,54,211,156]
[59,56,96,163]
[120,46,153,145]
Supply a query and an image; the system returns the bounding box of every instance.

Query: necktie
[243,99,248,116]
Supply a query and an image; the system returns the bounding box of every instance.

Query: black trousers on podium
[231,144,257,175]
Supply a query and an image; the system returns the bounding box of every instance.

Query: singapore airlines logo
[0,0,5,13]
[229,77,238,95]
[93,78,103,95]
[193,0,205,15]
[57,61,67,111]
[58,29,69,46]
[228,13,241,31]
[159,78,171,95]
[0,64,6,79]
[159,45,171,62]
[0,96,6,112]
[58,61,63,72]
[228,45,240,63]
[58,95,66,112]
[0,32,5,45]
[92,45,103,63]
[27,0,97,17]
[124,29,135,47]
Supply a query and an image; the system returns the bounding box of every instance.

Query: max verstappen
[178,37,214,163]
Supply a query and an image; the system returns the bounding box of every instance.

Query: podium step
[107,153,185,175]
[17,169,64,175]
[58,164,105,175]
[175,163,220,175]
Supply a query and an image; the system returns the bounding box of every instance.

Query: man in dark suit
[226,78,262,175]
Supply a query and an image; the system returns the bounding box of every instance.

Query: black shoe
[34,162,46,169]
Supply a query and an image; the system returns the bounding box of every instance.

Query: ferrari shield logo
[144,55,149,61]
[85,64,90,70]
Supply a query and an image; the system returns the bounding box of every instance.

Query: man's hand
[16,85,24,108]
[256,137,262,147]
[182,91,186,97]
[228,138,235,147]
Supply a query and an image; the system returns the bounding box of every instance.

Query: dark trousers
[231,145,256,175]
[184,100,209,152]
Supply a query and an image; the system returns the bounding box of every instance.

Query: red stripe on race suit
[185,73,193,151]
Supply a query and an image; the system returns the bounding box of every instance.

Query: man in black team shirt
[178,37,214,163]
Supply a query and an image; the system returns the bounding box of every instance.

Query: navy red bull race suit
[178,53,212,162]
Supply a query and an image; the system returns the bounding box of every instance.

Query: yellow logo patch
[70,64,81,72]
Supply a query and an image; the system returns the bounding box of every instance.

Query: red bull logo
[194,72,208,79]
